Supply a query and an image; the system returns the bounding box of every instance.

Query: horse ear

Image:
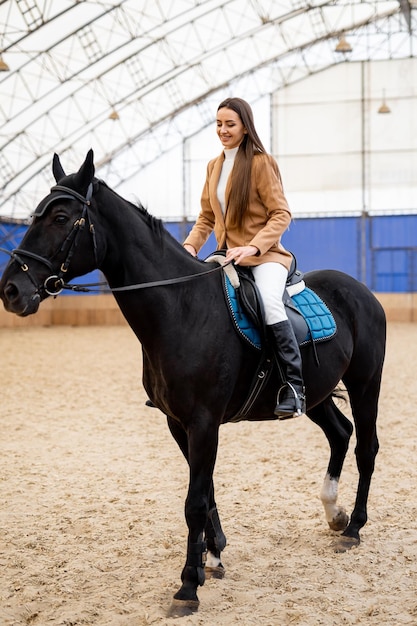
[73,149,95,194]
[52,153,66,182]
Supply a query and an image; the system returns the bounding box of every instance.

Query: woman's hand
[225,245,259,264]
[184,244,197,256]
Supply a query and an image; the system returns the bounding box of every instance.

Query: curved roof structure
[0,0,416,219]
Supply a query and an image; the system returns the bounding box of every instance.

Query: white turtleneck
[217,146,239,214]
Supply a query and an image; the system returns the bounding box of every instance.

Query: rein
[52,262,232,294]
[1,183,231,295]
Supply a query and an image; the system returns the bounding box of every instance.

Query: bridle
[1,181,230,296]
[3,182,97,297]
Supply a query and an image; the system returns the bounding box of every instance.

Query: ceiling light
[335,35,352,53]
[378,91,391,114]
[0,55,10,71]
[108,110,119,120]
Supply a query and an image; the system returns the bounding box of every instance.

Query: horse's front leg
[205,501,227,578]
[167,416,227,580]
[168,418,220,617]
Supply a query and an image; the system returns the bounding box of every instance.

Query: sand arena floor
[1,322,416,625]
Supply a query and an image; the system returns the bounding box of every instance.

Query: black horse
[0,151,386,616]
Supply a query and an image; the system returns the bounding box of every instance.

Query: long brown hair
[218,97,266,228]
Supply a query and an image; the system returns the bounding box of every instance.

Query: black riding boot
[268,320,306,420]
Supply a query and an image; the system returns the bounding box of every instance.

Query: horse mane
[95,178,164,237]
[57,172,177,251]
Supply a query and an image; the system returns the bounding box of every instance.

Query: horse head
[0,150,98,316]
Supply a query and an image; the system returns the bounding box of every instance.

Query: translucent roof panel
[0,0,415,219]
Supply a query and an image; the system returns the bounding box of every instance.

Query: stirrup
[274,383,305,420]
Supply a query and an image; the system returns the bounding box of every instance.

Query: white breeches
[251,262,288,325]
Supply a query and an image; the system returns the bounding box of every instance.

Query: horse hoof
[205,564,225,579]
[328,509,349,532]
[167,598,199,618]
[333,535,360,553]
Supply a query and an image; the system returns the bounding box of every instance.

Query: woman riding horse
[184,97,305,419]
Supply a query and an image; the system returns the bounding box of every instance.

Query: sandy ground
[0,321,416,626]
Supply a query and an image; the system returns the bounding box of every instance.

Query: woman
[183,97,305,419]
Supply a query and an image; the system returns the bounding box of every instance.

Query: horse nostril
[4,282,18,301]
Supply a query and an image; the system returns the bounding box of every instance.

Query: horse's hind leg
[307,398,353,534]
[339,374,381,550]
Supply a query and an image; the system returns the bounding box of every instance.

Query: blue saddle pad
[224,276,336,349]
[224,276,262,349]
[291,286,337,345]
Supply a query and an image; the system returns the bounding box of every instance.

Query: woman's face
[216,107,247,149]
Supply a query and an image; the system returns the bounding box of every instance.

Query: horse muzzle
[0,278,42,316]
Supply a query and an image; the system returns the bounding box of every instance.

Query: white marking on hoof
[206,550,222,569]
[320,473,342,526]
[205,550,225,578]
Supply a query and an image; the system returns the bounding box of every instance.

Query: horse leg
[204,493,227,579]
[338,377,380,551]
[307,398,353,536]
[167,417,227,578]
[166,416,221,616]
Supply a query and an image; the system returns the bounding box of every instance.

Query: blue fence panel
[374,249,407,291]
[369,215,417,292]
[370,215,417,248]
[281,216,360,277]
[2,214,417,293]
[372,248,416,292]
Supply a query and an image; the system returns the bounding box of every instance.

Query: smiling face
[216,106,247,149]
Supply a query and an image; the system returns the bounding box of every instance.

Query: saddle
[204,252,336,422]
[206,252,337,352]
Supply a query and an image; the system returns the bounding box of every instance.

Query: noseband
[7,183,97,296]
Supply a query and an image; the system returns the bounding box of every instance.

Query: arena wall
[0,292,415,328]
[1,214,416,327]
[2,214,417,293]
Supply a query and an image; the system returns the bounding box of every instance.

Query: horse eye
[54,214,69,225]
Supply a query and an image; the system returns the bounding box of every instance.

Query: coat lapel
[208,153,226,225]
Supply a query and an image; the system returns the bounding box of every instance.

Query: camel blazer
[184,151,293,269]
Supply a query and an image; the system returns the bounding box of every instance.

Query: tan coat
[183,151,293,269]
